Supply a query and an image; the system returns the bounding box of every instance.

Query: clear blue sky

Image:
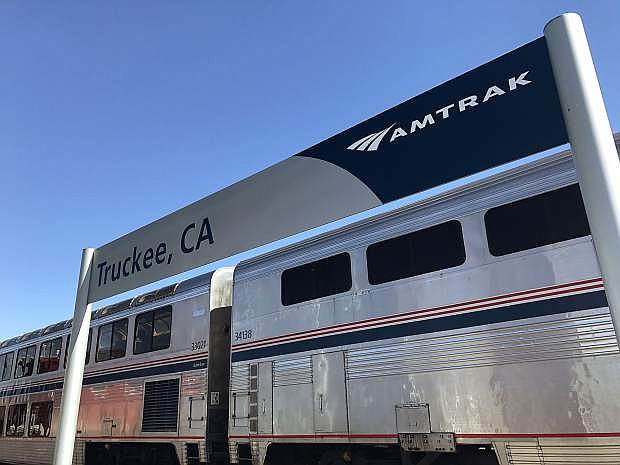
[1,1,619,341]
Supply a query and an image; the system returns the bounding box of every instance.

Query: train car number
[191,340,207,351]
[235,329,253,341]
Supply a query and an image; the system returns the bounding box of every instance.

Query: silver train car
[1,137,620,465]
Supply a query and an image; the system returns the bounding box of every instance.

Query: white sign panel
[89,157,380,302]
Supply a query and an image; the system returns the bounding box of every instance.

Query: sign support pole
[544,14,620,334]
[53,248,95,465]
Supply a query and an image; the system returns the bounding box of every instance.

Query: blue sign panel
[297,37,567,202]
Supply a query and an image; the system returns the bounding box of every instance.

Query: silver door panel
[312,352,348,433]
[273,384,314,435]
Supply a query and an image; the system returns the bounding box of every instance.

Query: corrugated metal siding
[273,356,313,387]
[231,363,249,392]
[345,310,618,380]
[0,437,83,465]
[506,440,620,464]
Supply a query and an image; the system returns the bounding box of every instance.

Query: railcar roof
[0,271,213,349]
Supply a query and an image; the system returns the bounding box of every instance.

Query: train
[1,136,620,465]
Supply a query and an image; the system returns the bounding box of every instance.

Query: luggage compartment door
[188,394,206,430]
[257,361,273,434]
[312,351,348,433]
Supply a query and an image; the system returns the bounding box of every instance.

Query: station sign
[88,37,567,303]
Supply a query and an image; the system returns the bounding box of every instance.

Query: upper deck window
[484,184,591,256]
[281,253,352,306]
[64,329,92,369]
[14,345,37,379]
[134,306,172,355]
[96,319,128,363]
[366,220,466,285]
[0,352,14,381]
[38,337,62,374]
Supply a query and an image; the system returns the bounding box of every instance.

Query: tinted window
[367,220,466,285]
[134,306,172,355]
[14,345,37,379]
[485,184,591,256]
[5,404,26,437]
[38,337,62,374]
[64,329,92,369]
[0,405,4,436]
[28,401,53,437]
[96,319,128,362]
[2,352,13,381]
[281,253,352,306]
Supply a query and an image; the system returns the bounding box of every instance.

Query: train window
[14,345,37,379]
[96,319,128,362]
[366,220,466,285]
[281,253,352,306]
[1,352,14,381]
[0,405,4,436]
[64,329,93,369]
[134,306,172,355]
[5,404,26,437]
[28,401,53,437]
[485,184,591,256]
[38,337,63,374]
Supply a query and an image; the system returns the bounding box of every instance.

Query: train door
[312,351,348,433]
[102,400,126,437]
[257,362,273,435]
[188,394,206,431]
[102,417,116,436]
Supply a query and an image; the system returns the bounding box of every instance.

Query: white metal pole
[544,13,620,335]
[53,248,95,465]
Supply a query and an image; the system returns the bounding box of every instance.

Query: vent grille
[142,378,180,432]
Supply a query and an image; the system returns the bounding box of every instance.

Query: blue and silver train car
[1,137,619,465]
[227,136,620,465]
[0,272,217,465]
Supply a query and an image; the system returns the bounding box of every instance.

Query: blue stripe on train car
[231,290,609,362]
[0,290,608,397]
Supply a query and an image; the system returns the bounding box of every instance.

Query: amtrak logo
[346,71,532,152]
[347,124,395,152]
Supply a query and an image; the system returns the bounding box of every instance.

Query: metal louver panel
[273,356,313,387]
[142,378,180,432]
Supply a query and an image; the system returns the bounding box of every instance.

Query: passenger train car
[1,137,620,465]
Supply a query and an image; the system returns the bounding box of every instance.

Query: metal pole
[53,248,95,465]
[544,14,620,334]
